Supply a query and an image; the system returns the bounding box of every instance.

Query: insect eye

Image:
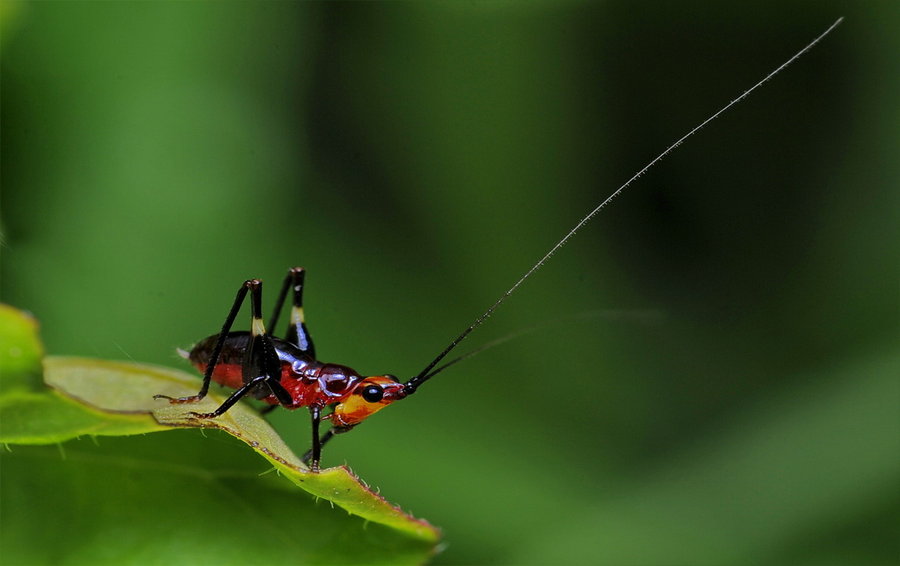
[361,384,384,403]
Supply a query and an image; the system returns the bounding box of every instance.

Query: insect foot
[187,411,217,419]
[153,393,204,404]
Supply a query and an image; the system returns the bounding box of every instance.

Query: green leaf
[2,435,438,565]
[42,356,439,542]
[0,303,44,392]
[1,304,161,442]
[0,389,165,443]
[0,305,440,563]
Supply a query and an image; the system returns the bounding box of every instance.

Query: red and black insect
[155,20,841,472]
[155,268,423,471]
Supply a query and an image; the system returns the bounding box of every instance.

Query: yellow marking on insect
[251,317,266,337]
[291,306,306,325]
[330,396,390,427]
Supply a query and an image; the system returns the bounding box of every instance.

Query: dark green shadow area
[1,430,436,565]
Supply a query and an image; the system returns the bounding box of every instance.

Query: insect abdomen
[188,332,251,391]
[188,332,322,403]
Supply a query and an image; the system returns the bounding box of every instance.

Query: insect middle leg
[266,266,316,358]
[302,423,354,470]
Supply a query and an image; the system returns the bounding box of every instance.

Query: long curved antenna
[418,309,662,383]
[403,18,843,395]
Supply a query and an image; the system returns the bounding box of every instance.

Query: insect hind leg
[302,423,355,471]
[156,279,288,415]
[154,280,254,405]
[189,374,292,418]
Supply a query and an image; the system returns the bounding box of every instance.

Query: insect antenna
[415,309,662,383]
[402,18,843,395]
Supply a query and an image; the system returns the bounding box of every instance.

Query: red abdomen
[188,332,309,404]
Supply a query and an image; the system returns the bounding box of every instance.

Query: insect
[155,19,842,472]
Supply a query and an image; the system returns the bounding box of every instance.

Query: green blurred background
[2,1,897,564]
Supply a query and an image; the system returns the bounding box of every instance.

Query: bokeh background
[2,2,897,564]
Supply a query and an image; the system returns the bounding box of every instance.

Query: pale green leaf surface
[0,391,163,443]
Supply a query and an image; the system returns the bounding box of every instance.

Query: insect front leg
[154,280,253,405]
